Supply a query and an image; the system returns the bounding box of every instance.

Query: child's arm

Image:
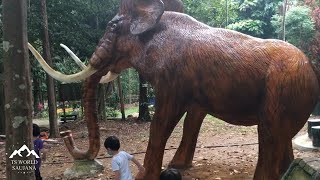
[131,157,144,171]
[114,170,121,180]
[132,157,145,178]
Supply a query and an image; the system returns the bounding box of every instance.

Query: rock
[63,159,104,178]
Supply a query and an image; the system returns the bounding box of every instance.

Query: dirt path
[0,116,318,179]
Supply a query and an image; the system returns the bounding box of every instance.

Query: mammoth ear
[130,0,164,35]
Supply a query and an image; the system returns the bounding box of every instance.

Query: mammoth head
[90,0,164,69]
[29,0,165,83]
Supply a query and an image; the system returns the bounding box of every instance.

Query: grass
[115,106,139,118]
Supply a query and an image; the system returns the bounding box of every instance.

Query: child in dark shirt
[33,123,44,180]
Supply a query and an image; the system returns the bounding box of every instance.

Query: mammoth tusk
[60,43,119,83]
[60,44,87,69]
[28,43,97,83]
[99,71,120,83]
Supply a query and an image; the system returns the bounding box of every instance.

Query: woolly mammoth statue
[28,0,319,179]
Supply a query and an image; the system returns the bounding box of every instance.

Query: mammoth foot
[168,160,193,170]
[169,153,193,169]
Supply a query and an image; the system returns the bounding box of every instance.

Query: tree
[281,0,289,40]
[0,57,4,135]
[0,2,5,135]
[3,0,34,179]
[138,75,151,121]
[117,77,126,120]
[97,84,107,120]
[272,6,316,51]
[227,0,281,38]
[40,0,59,137]
[184,0,239,27]
[305,0,320,61]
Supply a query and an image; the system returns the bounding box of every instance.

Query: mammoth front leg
[142,96,186,180]
[169,107,206,169]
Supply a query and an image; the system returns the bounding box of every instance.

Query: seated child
[104,136,145,180]
[160,168,182,180]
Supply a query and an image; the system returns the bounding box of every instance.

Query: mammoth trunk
[83,74,102,159]
[60,74,101,160]
[90,33,116,69]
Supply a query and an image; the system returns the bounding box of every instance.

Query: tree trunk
[3,0,35,178]
[33,71,40,116]
[97,84,106,121]
[39,74,44,104]
[281,0,288,40]
[0,61,5,134]
[138,74,151,121]
[128,69,132,104]
[40,0,59,137]
[225,0,229,27]
[117,78,126,120]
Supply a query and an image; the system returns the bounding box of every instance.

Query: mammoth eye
[111,24,117,29]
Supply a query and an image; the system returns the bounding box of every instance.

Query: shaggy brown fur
[87,3,319,178]
[56,0,320,179]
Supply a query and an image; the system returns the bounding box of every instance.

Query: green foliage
[28,0,118,62]
[184,0,239,27]
[271,6,316,51]
[107,91,120,109]
[119,69,139,103]
[227,19,264,36]
[239,0,259,11]
[106,107,118,117]
[227,0,280,38]
[25,0,119,101]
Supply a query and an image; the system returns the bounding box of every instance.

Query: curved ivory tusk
[60,43,119,83]
[99,71,120,83]
[28,43,97,83]
[60,44,87,70]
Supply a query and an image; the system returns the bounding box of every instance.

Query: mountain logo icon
[9,145,39,159]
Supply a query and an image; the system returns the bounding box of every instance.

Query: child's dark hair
[160,168,182,180]
[104,136,120,151]
[33,123,40,137]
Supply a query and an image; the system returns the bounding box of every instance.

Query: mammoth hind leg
[254,122,294,180]
[254,84,316,178]
[254,62,317,180]
[169,107,206,169]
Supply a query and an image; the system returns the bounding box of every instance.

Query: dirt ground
[0,116,318,180]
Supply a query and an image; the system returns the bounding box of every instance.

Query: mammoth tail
[311,61,320,99]
[312,61,320,86]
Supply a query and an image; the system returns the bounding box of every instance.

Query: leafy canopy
[271,6,316,51]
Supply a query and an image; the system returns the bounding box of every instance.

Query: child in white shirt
[104,136,145,180]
